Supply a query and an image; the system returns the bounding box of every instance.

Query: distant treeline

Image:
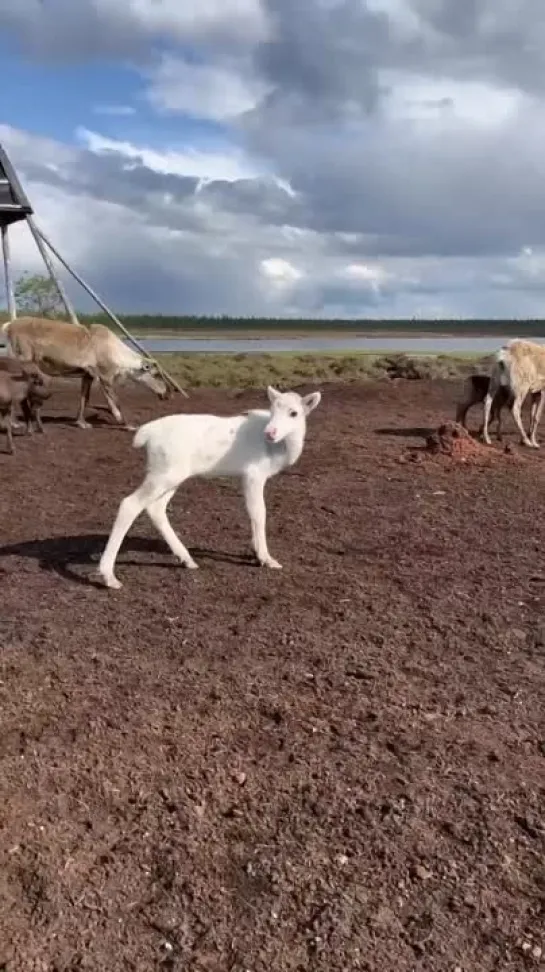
[2,311,545,334]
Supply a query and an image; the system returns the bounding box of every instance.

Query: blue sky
[0,37,231,149]
[0,0,544,317]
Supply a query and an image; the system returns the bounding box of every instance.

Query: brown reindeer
[2,316,170,430]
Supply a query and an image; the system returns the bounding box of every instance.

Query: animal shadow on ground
[374,426,435,439]
[39,407,128,429]
[0,534,257,587]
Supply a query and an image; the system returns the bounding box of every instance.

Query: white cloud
[111,0,270,44]
[260,257,303,285]
[76,127,264,182]
[3,0,545,318]
[382,72,523,128]
[338,263,390,290]
[0,0,270,57]
[145,54,271,121]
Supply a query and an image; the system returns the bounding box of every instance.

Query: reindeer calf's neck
[267,429,305,471]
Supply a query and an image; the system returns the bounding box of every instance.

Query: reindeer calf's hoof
[261,557,283,570]
[98,570,122,590]
[183,559,199,570]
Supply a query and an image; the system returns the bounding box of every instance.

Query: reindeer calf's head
[27,371,52,401]
[264,386,322,443]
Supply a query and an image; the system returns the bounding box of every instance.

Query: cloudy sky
[0,0,544,318]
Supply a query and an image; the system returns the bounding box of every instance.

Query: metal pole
[26,215,80,328]
[33,223,187,397]
[1,224,16,320]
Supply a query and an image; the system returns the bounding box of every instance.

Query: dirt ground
[2,378,545,972]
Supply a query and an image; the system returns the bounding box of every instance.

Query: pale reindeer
[98,385,322,590]
[483,340,545,447]
[2,316,170,430]
[456,372,542,441]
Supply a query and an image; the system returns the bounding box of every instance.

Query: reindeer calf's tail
[132,424,151,450]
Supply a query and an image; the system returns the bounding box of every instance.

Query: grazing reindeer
[2,315,170,430]
[483,340,545,447]
[98,385,322,589]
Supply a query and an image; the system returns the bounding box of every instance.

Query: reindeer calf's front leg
[242,473,282,569]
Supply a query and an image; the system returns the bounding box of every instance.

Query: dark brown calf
[0,358,51,454]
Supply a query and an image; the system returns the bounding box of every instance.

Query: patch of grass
[157,351,491,389]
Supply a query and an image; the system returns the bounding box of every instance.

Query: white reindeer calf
[98,385,322,589]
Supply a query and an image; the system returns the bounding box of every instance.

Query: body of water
[2,334,543,357]
[137,335,537,356]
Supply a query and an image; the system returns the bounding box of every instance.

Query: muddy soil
[2,379,545,972]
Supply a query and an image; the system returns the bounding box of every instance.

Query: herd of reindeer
[1,315,545,589]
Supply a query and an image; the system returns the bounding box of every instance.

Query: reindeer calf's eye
[289,409,298,418]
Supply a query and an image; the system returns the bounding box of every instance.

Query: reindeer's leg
[495,400,504,441]
[529,392,545,448]
[5,406,14,455]
[486,393,504,441]
[512,393,534,447]
[20,399,33,435]
[479,399,495,438]
[99,378,134,430]
[34,405,44,435]
[76,373,94,429]
[482,389,496,445]
[456,380,478,430]
[242,472,281,569]
[145,489,198,569]
[98,474,179,589]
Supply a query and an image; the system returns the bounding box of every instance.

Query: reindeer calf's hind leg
[146,488,198,569]
[98,475,186,589]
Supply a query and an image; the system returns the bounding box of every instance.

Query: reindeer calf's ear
[267,385,280,403]
[302,391,321,414]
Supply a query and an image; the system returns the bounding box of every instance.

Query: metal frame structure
[0,143,186,396]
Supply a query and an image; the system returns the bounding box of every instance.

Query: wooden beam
[1,224,16,320]
[27,215,80,328]
[34,223,188,398]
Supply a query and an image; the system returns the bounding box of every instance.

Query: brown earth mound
[404,421,518,464]
[426,421,492,461]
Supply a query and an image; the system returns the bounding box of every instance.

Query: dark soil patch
[2,379,545,972]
